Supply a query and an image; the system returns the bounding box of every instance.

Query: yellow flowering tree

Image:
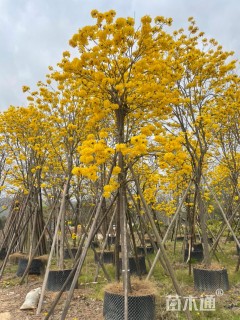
[0,105,51,254]
[168,17,239,265]
[23,68,98,267]
[59,10,183,295]
[206,77,240,237]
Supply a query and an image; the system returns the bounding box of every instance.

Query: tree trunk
[197,188,211,267]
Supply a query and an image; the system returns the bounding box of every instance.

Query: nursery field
[1,239,240,320]
[0,7,239,320]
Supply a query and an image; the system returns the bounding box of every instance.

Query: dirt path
[0,276,104,320]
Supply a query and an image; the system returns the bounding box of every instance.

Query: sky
[0,0,239,111]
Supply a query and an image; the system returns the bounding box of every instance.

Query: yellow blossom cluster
[103,165,121,198]
[78,134,114,166]
[129,135,148,158]
[103,179,120,198]
[72,165,98,182]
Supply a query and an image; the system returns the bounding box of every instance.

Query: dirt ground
[0,275,104,320]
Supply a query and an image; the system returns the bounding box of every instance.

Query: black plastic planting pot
[16,258,44,277]
[95,251,115,264]
[0,247,7,260]
[136,246,154,255]
[193,267,230,292]
[236,239,240,255]
[201,237,213,245]
[192,243,203,251]
[64,247,78,259]
[103,291,155,320]
[47,269,77,291]
[91,240,99,248]
[208,237,213,245]
[107,235,116,246]
[176,236,185,241]
[119,256,147,275]
[184,243,203,262]
[237,244,240,255]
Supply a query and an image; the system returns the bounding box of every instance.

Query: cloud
[0,0,239,110]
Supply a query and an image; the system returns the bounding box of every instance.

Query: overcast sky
[0,0,239,111]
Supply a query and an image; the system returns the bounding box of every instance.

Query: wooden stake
[147,178,193,279]
[19,198,58,284]
[203,176,240,249]
[36,180,69,315]
[94,205,117,282]
[58,160,116,320]
[130,164,192,320]
[0,189,33,278]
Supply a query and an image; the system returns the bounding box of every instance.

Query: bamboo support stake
[91,245,111,283]
[44,206,106,320]
[94,205,117,282]
[120,182,129,320]
[25,206,38,283]
[59,195,105,320]
[19,198,58,284]
[0,189,33,278]
[126,185,168,274]
[77,215,112,282]
[203,176,240,249]
[59,160,116,320]
[147,178,193,279]
[209,202,240,257]
[36,180,69,315]
[0,199,20,251]
[130,164,192,320]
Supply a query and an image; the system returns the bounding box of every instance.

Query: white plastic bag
[20,287,41,310]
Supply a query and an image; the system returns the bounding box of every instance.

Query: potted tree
[103,279,156,320]
[167,16,240,292]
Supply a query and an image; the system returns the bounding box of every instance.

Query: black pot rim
[193,266,227,272]
[49,268,73,272]
[104,289,155,298]
[96,250,114,253]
